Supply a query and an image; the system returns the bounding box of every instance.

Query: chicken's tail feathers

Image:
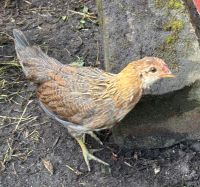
[13,29,62,83]
[13,29,30,51]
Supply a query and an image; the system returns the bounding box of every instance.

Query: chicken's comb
[162,64,170,73]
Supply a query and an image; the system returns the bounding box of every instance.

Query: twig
[15,100,33,130]
[0,115,34,121]
[52,136,60,149]
[66,164,83,175]
[68,10,97,19]
[22,0,32,5]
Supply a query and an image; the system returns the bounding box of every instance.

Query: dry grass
[0,59,39,172]
[0,60,23,103]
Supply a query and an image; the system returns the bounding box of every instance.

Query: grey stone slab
[97,0,200,149]
[97,0,200,95]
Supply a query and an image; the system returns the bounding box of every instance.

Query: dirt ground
[1,0,200,186]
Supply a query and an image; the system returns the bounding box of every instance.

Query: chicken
[13,29,175,171]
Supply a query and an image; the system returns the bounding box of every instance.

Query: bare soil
[1,0,200,186]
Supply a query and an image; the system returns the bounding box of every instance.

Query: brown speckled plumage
[13,29,174,170]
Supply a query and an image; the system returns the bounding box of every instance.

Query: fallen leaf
[111,152,118,161]
[42,159,53,175]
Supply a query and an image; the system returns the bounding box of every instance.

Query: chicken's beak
[160,73,175,78]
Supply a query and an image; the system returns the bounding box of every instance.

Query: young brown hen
[13,29,175,171]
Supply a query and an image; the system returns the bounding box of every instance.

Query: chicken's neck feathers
[102,72,143,108]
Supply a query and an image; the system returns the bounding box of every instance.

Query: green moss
[154,0,183,9]
[163,19,184,45]
[165,35,177,44]
[163,20,184,32]
[154,0,165,8]
[153,0,186,70]
[168,0,183,9]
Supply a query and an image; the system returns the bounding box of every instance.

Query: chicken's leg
[75,137,109,171]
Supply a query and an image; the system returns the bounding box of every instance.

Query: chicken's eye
[150,67,157,73]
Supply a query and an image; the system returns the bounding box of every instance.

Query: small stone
[191,142,200,152]
[154,165,160,175]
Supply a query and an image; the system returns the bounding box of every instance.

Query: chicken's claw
[76,137,109,171]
